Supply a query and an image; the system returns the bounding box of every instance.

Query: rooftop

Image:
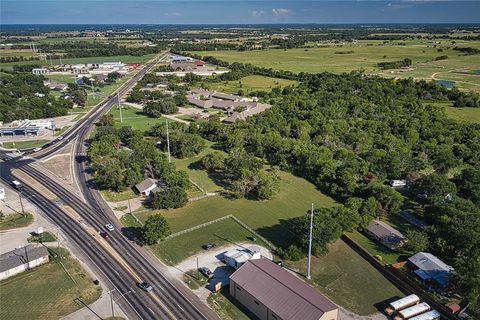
[0,245,49,273]
[230,258,337,320]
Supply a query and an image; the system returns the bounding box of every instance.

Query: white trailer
[385,294,421,315]
[409,310,441,320]
[395,303,431,320]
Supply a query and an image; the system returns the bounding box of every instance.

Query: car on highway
[198,267,213,279]
[11,180,24,190]
[57,136,64,141]
[138,281,153,292]
[104,224,115,232]
[33,147,42,152]
[100,231,109,238]
[202,243,217,250]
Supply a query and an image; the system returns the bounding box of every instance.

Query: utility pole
[117,92,123,123]
[166,118,171,163]
[18,193,25,215]
[107,289,116,318]
[307,203,314,280]
[196,256,199,280]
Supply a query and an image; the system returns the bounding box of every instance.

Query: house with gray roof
[408,252,454,288]
[0,245,49,280]
[364,219,405,249]
[230,258,338,320]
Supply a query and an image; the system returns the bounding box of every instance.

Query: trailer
[395,302,431,320]
[385,294,421,316]
[409,310,441,320]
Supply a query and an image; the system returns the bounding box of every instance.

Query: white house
[224,245,261,269]
[390,179,407,188]
[135,178,165,197]
[0,245,49,280]
[32,68,48,75]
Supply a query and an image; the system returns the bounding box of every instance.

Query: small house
[135,178,159,197]
[365,220,405,250]
[408,252,454,288]
[0,245,49,280]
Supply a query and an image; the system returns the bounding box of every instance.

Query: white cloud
[272,8,292,16]
[251,10,265,18]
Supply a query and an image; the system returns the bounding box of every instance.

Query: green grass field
[0,139,50,150]
[445,107,480,123]
[27,231,57,243]
[108,105,166,131]
[0,213,34,231]
[191,39,480,92]
[205,75,298,94]
[207,287,253,320]
[100,189,137,202]
[153,217,269,265]
[0,248,101,320]
[286,240,404,315]
[128,170,337,248]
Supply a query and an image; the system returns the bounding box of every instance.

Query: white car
[104,224,115,232]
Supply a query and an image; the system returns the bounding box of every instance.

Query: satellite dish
[37,227,44,235]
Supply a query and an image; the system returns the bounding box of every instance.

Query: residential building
[0,245,49,280]
[365,220,405,249]
[135,178,159,196]
[390,179,407,188]
[224,245,261,269]
[32,68,48,75]
[408,252,454,288]
[230,258,338,320]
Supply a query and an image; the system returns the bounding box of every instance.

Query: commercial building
[32,68,49,75]
[364,220,405,249]
[0,245,49,280]
[408,252,454,288]
[230,258,338,320]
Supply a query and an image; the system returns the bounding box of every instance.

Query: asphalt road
[1,52,219,320]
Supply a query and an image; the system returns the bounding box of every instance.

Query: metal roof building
[230,258,338,320]
[408,252,454,288]
[365,219,405,249]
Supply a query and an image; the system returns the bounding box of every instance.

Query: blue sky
[1,1,479,24]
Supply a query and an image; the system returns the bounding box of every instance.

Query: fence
[341,234,459,320]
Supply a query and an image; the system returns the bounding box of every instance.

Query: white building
[32,68,48,75]
[390,179,407,188]
[224,245,261,269]
[0,245,49,280]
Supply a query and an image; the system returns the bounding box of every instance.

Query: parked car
[100,231,109,238]
[199,267,213,278]
[138,281,153,292]
[202,243,217,250]
[104,224,115,232]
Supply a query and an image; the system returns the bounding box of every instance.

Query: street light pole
[107,288,116,318]
[307,203,314,280]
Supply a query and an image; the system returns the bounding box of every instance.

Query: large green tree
[142,214,171,245]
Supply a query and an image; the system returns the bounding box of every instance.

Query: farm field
[205,75,298,94]
[286,240,404,315]
[0,248,101,320]
[126,170,337,248]
[191,39,480,92]
[108,105,166,131]
[445,106,480,123]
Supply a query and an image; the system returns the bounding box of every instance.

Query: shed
[135,178,158,197]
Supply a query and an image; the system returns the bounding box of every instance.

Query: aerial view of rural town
[0,1,479,320]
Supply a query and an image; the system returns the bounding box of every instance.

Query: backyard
[286,240,405,315]
[0,247,101,320]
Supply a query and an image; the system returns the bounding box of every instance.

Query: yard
[126,170,337,248]
[286,240,405,316]
[152,217,270,265]
[108,105,166,131]
[0,212,34,231]
[205,75,298,94]
[0,247,102,320]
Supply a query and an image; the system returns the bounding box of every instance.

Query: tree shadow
[374,295,403,314]
[121,226,144,246]
[255,218,299,249]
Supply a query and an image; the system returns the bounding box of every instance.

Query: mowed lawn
[445,106,480,123]
[0,248,101,320]
[0,139,50,150]
[206,75,298,94]
[108,105,166,131]
[286,240,404,315]
[133,170,338,248]
[153,217,270,265]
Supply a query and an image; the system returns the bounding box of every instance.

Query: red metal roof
[230,258,337,320]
